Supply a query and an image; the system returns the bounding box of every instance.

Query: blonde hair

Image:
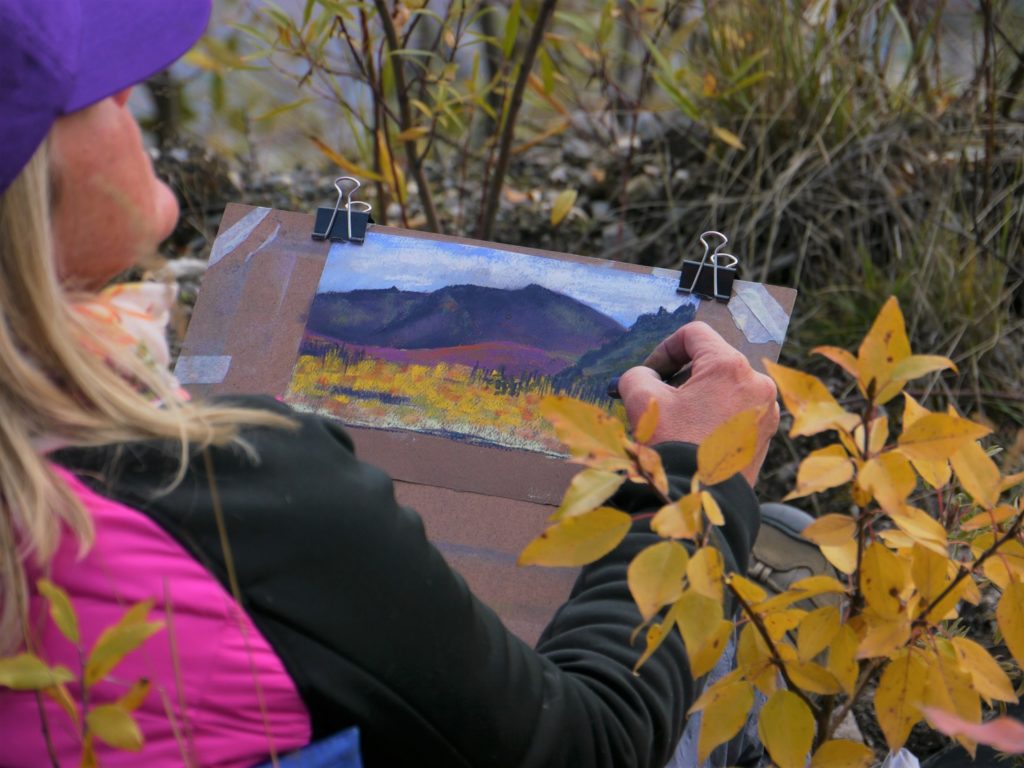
[0,141,292,654]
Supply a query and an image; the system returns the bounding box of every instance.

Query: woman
[0,0,779,765]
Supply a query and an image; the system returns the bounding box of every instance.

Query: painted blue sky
[318,232,698,327]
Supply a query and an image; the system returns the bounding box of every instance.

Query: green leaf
[0,654,74,690]
[87,704,144,751]
[253,97,314,122]
[37,578,79,644]
[85,601,163,686]
[503,0,520,59]
[539,47,555,94]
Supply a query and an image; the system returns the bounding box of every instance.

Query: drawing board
[177,204,797,643]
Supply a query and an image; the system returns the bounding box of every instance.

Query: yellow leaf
[858,452,916,513]
[700,491,724,526]
[923,578,967,624]
[828,625,859,695]
[550,189,577,226]
[85,601,163,687]
[761,609,806,641]
[0,654,74,691]
[891,354,957,383]
[37,578,79,645]
[997,582,1024,669]
[541,396,629,465]
[802,514,856,547]
[887,504,947,554]
[688,620,732,678]
[687,546,724,602]
[961,504,1018,531]
[118,678,152,712]
[911,543,949,604]
[850,415,890,458]
[81,733,97,768]
[875,651,928,751]
[810,739,874,768]
[87,704,143,751]
[518,507,632,567]
[759,690,814,768]
[785,659,843,694]
[45,683,80,729]
[822,540,859,574]
[689,668,745,713]
[857,609,911,658]
[395,125,429,142]
[902,394,952,488]
[764,361,860,437]
[1001,470,1024,493]
[950,636,1018,704]
[921,643,980,754]
[726,573,767,605]
[674,590,727,677]
[878,529,915,549]
[696,680,755,761]
[861,542,910,619]
[551,469,625,521]
[857,296,912,404]
[651,492,702,540]
[635,444,669,496]
[972,534,1024,590]
[951,440,1001,509]
[634,398,659,444]
[702,72,718,97]
[628,541,689,621]
[797,605,841,661]
[696,406,763,485]
[376,130,408,204]
[737,623,777,695]
[634,620,670,672]
[898,413,992,463]
[812,346,860,379]
[308,136,383,182]
[757,576,849,614]
[784,444,855,500]
[791,574,850,595]
[711,124,745,150]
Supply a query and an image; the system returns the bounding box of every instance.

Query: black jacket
[54,396,760,768]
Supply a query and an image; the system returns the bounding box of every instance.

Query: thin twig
[477,0,560,240]
[727,582,821,718]
[373,0,440,232]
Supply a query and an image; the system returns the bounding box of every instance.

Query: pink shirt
[0,468,311,767]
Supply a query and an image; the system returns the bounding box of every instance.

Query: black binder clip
[312,176,374,244]
[677,230,739,303]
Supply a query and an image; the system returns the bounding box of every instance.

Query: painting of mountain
[285,231,699,454]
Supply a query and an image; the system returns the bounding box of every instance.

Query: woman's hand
[617,321,780,486]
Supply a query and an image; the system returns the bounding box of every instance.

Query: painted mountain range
[300,283,697,394]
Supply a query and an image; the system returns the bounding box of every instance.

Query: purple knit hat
[0,0,211,194]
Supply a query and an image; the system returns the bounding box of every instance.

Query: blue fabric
[667,631,767,767]
[253,727,363,768]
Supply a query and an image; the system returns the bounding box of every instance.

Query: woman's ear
[113,88,133,108]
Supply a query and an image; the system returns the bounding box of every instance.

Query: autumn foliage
[520,297,1024,766]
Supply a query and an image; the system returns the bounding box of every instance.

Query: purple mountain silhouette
[306,283,626,355]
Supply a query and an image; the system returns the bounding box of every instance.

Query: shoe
[749,503,839,610]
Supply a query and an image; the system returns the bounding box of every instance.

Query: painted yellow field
[286,352,623,454]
